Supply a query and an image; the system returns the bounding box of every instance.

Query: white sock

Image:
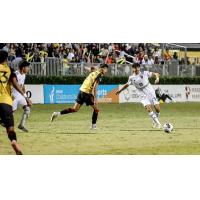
[155,112,160,118]
[20,113,28,127]
[149,111,161,125]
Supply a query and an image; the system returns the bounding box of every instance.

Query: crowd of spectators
[0,43,195,67]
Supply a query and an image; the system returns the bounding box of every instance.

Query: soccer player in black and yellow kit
[50,64,108,129]
[0,50,32,155]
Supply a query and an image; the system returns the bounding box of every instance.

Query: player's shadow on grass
[120,129,161,132]
[175,127,200,130]
[41,131,96,135]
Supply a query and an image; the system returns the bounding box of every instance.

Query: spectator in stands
[8,44,16,61]
[93,55,101,63]
[52,48,60,58]
[25,48,34,62]
[196,58,200,65]
[39,47,48,63]
[179,58,185,65]
[2,44,9,52]
[137,46,145,64]
[105,54,114,64]
[1,43,170,67]
[173,52,178,60]
[163,48,172,61]
[142,55,154,66]
[15,45,24,58]
[186,57,191,65]
[152,47,161,59]
[63,54,70,75]
[108,43,115,54]
[100,44,109,57]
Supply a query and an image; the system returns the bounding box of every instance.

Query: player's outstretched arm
[115,83,129,95]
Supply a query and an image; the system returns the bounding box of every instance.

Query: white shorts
[137,84,159,107]
[13,95,27,111]
[140,93,159,107]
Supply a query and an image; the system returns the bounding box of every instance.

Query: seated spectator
[139,47,145,63]
[8,44,16,61]
[2,44,9,52]
[105,54,114,64]
[133,53,140,63]
[152,47,161,59]
[163,48,172,61]
[100,44,109,57]
[108,43,115,54]
[52,48,60,58]
[142,55,154,66]
[93,55,101,63]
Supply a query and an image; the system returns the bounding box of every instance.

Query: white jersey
[12,70,26,98]
[127,71,159,106]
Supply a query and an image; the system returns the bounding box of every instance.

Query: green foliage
[26,75,200,85]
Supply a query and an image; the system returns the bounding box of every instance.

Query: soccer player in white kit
[116,63,162,128]
[12,60,32,132]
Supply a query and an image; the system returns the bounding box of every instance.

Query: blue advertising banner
[44,85,80,104]
[43,85,119,104]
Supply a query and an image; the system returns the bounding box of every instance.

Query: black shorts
[76,91,94,106]
[0,103,14,128]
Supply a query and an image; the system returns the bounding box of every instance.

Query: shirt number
[139,83,143,87]
[0,71,8,83]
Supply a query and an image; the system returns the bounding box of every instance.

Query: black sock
[92,111,98,124]
[60,108,76,115]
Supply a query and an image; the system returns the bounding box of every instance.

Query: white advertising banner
[119,85,200,103]
[25,85,44,104]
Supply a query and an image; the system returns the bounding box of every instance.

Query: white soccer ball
[163,123,174,133]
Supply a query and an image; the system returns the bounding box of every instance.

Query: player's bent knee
[94,109,99,113]
[145,105,152,112]
[8,131,17,142]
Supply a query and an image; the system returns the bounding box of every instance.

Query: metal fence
[9,57,200,77]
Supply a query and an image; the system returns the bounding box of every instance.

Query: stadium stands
[1,43,200,77]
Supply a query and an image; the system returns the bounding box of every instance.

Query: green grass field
[0,102,200,155]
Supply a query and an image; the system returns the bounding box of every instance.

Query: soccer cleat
[155,123,162,129]
[50,112,59,122]
[16,151,23,155]
[90,124,97,130]
[18,125,28,132]
[152,122,162,129]
[152,122,157,128]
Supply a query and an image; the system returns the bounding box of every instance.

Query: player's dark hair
[19,60,30,70]
[0,50,8,64]
[100,63,108,68]
[132,63,140,68]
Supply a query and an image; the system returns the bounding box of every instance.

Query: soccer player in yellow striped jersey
[0,50,32,155]
[79,69,102,94]
[51,64,108,130]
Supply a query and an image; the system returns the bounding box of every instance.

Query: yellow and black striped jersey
[80,70,102,94]
[0,64,15,106]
